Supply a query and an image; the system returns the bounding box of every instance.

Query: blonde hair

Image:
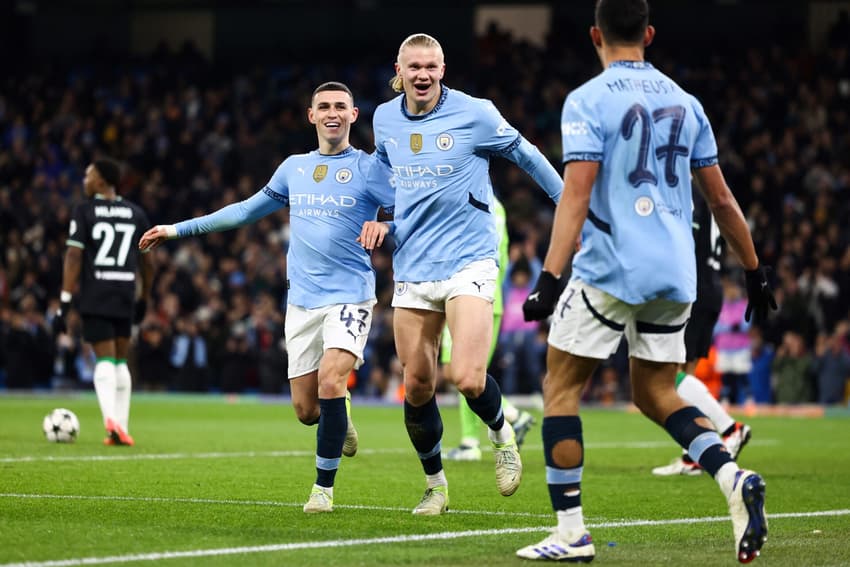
[390,33,444,93]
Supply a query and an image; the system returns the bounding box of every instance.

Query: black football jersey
[692,188,724,312]
[66,196,150,318]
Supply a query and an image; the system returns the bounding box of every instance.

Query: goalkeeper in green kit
[442,197,535,461]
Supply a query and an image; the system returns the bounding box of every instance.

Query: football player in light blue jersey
[361,33,562,516]
[518,1,776,563]
[139,82,395,515]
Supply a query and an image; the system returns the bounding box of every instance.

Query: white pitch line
[1,509,849,567]
[0,439,780,464]
[0,527,547,567]
[5,493,846,523]
[0,448,404,464]
[0,493,553,518]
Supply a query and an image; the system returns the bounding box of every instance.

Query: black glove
[523,271,561,321]
[744,265,777,323]
[52,300,71,336]
[134,298,148,324]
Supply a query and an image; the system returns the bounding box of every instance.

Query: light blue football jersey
[176,147,394,309]
[373,86,559,282]
[265,147,394,308]
[562,61,718,304]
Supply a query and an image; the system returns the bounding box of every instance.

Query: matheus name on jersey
[561,61,719,304]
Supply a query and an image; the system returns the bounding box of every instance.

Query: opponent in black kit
[54,158,154,446]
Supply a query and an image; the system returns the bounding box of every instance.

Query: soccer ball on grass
[42,408,80,443]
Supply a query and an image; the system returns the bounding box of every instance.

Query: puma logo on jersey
[528,292,540,302]
[387,137,399,148]
[472,281,484,292]
[297,167,306,176]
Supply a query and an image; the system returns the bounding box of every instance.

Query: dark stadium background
[1,0,849,406]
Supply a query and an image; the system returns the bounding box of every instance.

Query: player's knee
[404,374,434,402]
[292,402,319,425]
[455,374,485,398]
[316,371,348,399]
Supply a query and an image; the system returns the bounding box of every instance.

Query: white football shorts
[548,279,691,363]
[391,259,497,312]
[285,299,376,378]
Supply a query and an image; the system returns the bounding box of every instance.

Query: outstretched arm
[139,189,283,251]
[503,137,563,203]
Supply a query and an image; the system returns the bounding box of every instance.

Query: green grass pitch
[1,394,849,566]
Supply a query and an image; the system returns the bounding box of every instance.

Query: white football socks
[115,361,133,432]
[677,374,735,434]
[557,505,586,537]
[93,359,117,426]
[426,470,448,489]
[488,421,515,445]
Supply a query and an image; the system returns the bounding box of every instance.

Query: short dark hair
[312,81,354,104]
[93,158,122,188]
[595,0,649,45]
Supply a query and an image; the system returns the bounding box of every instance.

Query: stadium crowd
[1,19,850,405]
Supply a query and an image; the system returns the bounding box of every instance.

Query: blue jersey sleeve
[689,96,719,168]
[263,159,291,204]
[175,159,289,238]
[473,100,523,155]
[502,137,563,204]
[175,189,284,237]
[561,91,604,163]
[364,154,396,215]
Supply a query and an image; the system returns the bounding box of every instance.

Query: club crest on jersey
[410,133,423,154]
[395,282,408,296]
[335,168,353,184]
[436,133,454,151]
[634,196,655,216]
[313,165,328,182]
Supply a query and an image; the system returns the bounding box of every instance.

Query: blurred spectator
[714,278,752,404]
[772,331,814,404]
[170,315,209,391]
[748,326,775,404]
[134,320,172,391]
[498,257,544,394]
[249,291,287,394]
[811,322,850,404]
[1,294,52,388]
[219,323,254,393]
